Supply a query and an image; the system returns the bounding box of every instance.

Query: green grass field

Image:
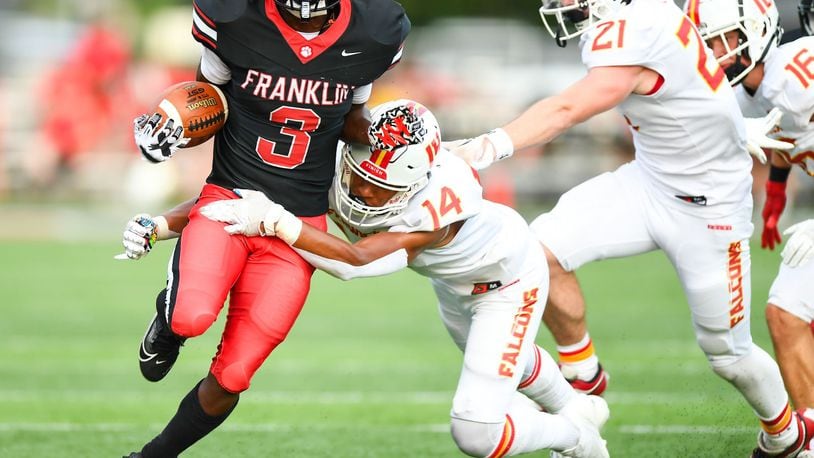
[0,239,786,457]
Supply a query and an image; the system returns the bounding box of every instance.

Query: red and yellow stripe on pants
[488,415,516,458]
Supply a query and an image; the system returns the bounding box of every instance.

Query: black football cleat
[123,453,142,458]
[138,312,185,382]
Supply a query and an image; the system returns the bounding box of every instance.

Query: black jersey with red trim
[191,0,409,216]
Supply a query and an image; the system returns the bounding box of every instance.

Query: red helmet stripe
[370,149,395,168]
[686,0,701,26]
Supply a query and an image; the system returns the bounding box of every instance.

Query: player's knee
[215,361,252,393]
[694,317,748,360]
[170,292,220,338]
[450,417,504,457]
[696,332,733,358]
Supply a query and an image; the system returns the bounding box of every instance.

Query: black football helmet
[801,0,814,36]
[275,0,340,20]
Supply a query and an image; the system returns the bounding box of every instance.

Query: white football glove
[116,214,159,260]
[781,219,814,268]
[133,113,190,163]
[199,189,303,243]
[744,108,794,164]
[443,128,514,170]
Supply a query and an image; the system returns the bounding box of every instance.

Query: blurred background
[0,0,808,235]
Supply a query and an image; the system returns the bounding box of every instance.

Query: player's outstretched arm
[448,65,648,169]
[294,222,442,267]
[199,188,448,273]
[503,65,645,151]
[115,198,194,260]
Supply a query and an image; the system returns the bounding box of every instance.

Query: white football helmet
[334,100,441,228]
[538,0,631,46]
[274,0,339,19]
[685,0,782,85]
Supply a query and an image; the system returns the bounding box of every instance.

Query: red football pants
[165,184,327,393]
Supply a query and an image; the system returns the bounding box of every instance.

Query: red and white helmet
[684,0,783,85]
[334,100,441,228]
[538,0,631,46]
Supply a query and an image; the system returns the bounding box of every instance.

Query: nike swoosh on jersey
[341,50,362,57]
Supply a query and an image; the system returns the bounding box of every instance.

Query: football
[154,81,228,147]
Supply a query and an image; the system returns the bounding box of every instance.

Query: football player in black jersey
[123,1,409,456]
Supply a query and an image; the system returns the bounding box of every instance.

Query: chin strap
[556,30,568,48]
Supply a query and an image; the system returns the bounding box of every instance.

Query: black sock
[141,380,238,458]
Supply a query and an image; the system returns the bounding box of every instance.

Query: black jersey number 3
[257,106,322,169]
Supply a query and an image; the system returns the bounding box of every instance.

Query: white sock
[503,393,580,455]
[759,406,798,453]
[557,334,600,381]
[519,345,576,413]
[711,344,797,451]
[711,344,789,419]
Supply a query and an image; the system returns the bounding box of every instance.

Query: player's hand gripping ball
[134,81,228,163]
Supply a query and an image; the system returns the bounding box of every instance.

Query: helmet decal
[360,149,396,181]
[368,103,428,150]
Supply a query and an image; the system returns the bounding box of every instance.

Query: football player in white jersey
[125,100,611,458]
[690,0,814,419]
[445,0,812,456]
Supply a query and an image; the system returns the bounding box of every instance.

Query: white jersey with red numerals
[579,0,752,215]
[734,36,814,176]
[328,150,543,297]
[329,149,551,428]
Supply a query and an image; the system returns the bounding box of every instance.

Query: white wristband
[487,128,515,162]
[275,211,303,245]
[152,216,180,240]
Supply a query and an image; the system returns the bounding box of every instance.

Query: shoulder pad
[194,0,249,23]
[390,152,483,233]
[764,41,814,130]
[354,0,410,46]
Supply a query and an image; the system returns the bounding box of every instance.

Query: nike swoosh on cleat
[155,360,166,365]
[341,49,362,57]
[139,342,157,362]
